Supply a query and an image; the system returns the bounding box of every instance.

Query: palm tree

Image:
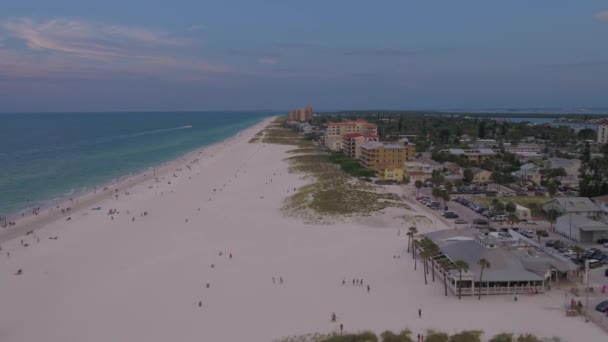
[454,259,469,300]
[426,243,440,283]
[507,214,520,229]
[412,240,419,271]
[407,226,418,254]
[438,259,451,296]
[477,258,491,300]
[414,180,423,197]
[505,202,517,227]
[420,249,430,284]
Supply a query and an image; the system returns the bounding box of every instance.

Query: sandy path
[0,119,604,342]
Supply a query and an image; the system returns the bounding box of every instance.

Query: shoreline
[0,116,274,244]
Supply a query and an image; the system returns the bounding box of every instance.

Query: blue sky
[1,0,608,112]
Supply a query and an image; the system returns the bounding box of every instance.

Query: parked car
[545,240,555,247]
[595,300,608,313]
[473,219,489,226]
[537,230,549,237]
[455,219,468,224]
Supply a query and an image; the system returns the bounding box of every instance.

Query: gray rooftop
[557,214,608,232]
[545,197,601,213]
[425,229,576,282]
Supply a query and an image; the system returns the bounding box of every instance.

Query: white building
[597,121,608,144]
[516,204,532,221]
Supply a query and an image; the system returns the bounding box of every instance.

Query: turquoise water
[0,111,272,216]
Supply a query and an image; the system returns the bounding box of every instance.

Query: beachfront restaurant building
[422,229,577,296]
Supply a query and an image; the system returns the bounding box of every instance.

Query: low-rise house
[555,214,608,243]
[474,139,497,149]
[471,167,493,184]
[542,197,603,220]
[442,162,462,175]
[404,157,440,182]
[439,148,497,163]
[504,143,542,154]
[544,158,581,188]
[513,163,542,184]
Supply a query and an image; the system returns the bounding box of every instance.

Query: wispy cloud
[542,60,608,68]
[256,57,279,65]
[0,17,230,81]
[343,48,412,57]
[273,41,326,49]
[593,11,608,22]
[188,24,206,32]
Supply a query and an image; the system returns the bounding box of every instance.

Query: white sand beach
[0,117,605,342]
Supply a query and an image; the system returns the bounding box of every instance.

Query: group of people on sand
[330,313,344,334]
[271,276,285,284]
[1,215,16,227]
[342,278,371,293]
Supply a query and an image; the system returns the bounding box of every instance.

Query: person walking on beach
[367,285,370,293]
[331,312,336,322]
[279,277,284,284]
[339,323,343,334]
[418,308,422,318]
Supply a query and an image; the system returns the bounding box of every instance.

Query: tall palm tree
[412,240,419,271]
[407,226,418,254]
[438,259,451,296]
[425,242,440,283]
[420,249,430,284]
[477,258,491,300]
[505,202,517,228]
[454,259,469,300]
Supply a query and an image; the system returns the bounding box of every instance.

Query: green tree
[463,168,474,184]
[516,334,543,342]
[478,121,487,139]
[505,202,517,227]
[414,180,423,197]
[477,258,491,300]
[454,259,469,300]
[440,190,450,209]
[407,226,418,253]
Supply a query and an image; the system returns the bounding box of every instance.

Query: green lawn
[474,196,548,207]
[472,196,549,219]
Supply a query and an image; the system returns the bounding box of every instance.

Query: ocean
[0,111,272,217]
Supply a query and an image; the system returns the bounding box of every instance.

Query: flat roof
[425,229,576,282]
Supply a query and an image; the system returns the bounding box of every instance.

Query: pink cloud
[0,17,230,80]
[257,57,279,65]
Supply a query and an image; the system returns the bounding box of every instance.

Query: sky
[1,0,608,112]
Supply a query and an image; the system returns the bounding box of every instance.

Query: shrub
[380,330,414,342]
[449,330,483,342]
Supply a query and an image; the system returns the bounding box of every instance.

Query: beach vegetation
[448,330,482,342]
[425,330,449,342]
[275,330,561,342]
